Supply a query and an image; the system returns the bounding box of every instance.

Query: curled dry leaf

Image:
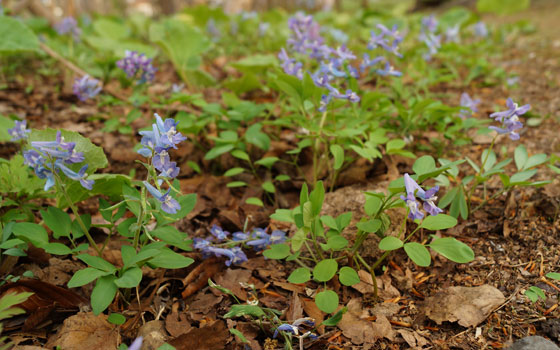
[423,284,505,327]
[45,312,118,350]
[337,298,394,345]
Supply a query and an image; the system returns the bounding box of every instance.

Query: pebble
[507,336,559,350]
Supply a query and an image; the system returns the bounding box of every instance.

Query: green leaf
[364,195,383,216]
[429,237,474,263]
[546,273,560,281]
[223,305,265,318]
[413,156,436,175]
[263,244,291,259]
[338,267,360,286]
[167,193,197,221]
[315,290,339,313]
[324,235,348,251]
[245,124,270,150]
[148,249,194,269]
[205,144,234,160]
[404,242,431,267]
[313,259,338,282]
[524,286,545,302]
[12,222,48,247]
[514,145,528,171]
[107,313,126,325]
[309,181,325,217]
[78,254,117,272]
[262,181,275,193]
[356,219,381,233]
[41,206,72,239]
[523,154,547,170]
[245,197,264,206]
[231,149,250,161]
[91,275,117,315]
[330,145,344,170]
[43,242,72,255]
[288,268,311,284]
[378,236,403,251]
[150,226,192,251]
[419,214,457,231]
[0,16,39,53]
[477,0,530,15]
[68,267,108,288]
[322,307,347,326]
[229,329,249,343]
[114,267,143,288]
[481,150,496,172]
[510,169,537,183]
[227,181,247,188]
[224,167,245,177]
[255,157,278,168]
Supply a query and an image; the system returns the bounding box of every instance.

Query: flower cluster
[8,120,31,141]
[23,131,94,191]
[401,173,442,220]
[279,13,404,112]
[138,113,186,179]
[138,113,187,214]
[73,75,101,101]
[273,317,317,340]
[116,51,157,84]
[419,15,441,61]
[193,225,287,266]
[459,93,480,119]
[54,17,81,41]
[489,98,530,141]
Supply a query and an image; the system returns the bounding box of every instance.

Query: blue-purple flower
[258,22,270,37]
[421,15,438,34]
[23,131,94,191]
[278,48,303,79]
[368,24,404,58]
[54,17,81,41]
[273,317,316,338]
[73,75,101,101]
[489,98,530,141]
[206,19,220,40]
[116,50,157,83]
[128,337,143,350]
[445,25,460,43]
[8,120,31,141]
[375,60,402,77]
[143,181,180,214]
[401,173,443,220]
[459,93,480,119]
[210,224,229,241]
[473,21,488,38]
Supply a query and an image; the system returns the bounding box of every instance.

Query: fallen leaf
[337,298,394,344]
[45,312,118,350]
[137,320,167,350]
[165,305,192,337]
[286,292,303,322]
[168,320,228,350]
[398,329,429,349]
[301,298,325,334]
[423,285,505,327]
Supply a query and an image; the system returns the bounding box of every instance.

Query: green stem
[54,173,101,256]
[355,253,379,300]
[313,111,328,186]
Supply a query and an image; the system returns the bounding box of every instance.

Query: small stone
[507,336,559,350]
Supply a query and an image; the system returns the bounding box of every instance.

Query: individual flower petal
[8,120,31,141]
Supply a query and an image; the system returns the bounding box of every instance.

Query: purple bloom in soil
[246,228,270,251]
[421,33,441,61]
[171,83,184,93]
[116,50,157,83]
[333,45,356,61]
[206,246,247,266]
[143,181,181,214]
[311,71,330,88]
[8,120,31,141]
[55,17,81,41]
[488,98,530,141]
[73,75,101,101]
[360,53,384,73]
[210,224,229,241]
[128,337,143,350]
[232,231,250,241]
[401,173,442,220]
[273,317,315,338]
[270,230,287,244]
[459,93,480,119]
[473,21,488,38]
[421,15,438,34]
[155,113,187,149]
[193,237,211,251]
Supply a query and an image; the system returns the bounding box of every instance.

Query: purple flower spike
[128,337,143,350]
[73,75,101,101]
[55,17,81,41]
[116,50,157,83]
[489,98,530,141]
[8,120,31,141]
